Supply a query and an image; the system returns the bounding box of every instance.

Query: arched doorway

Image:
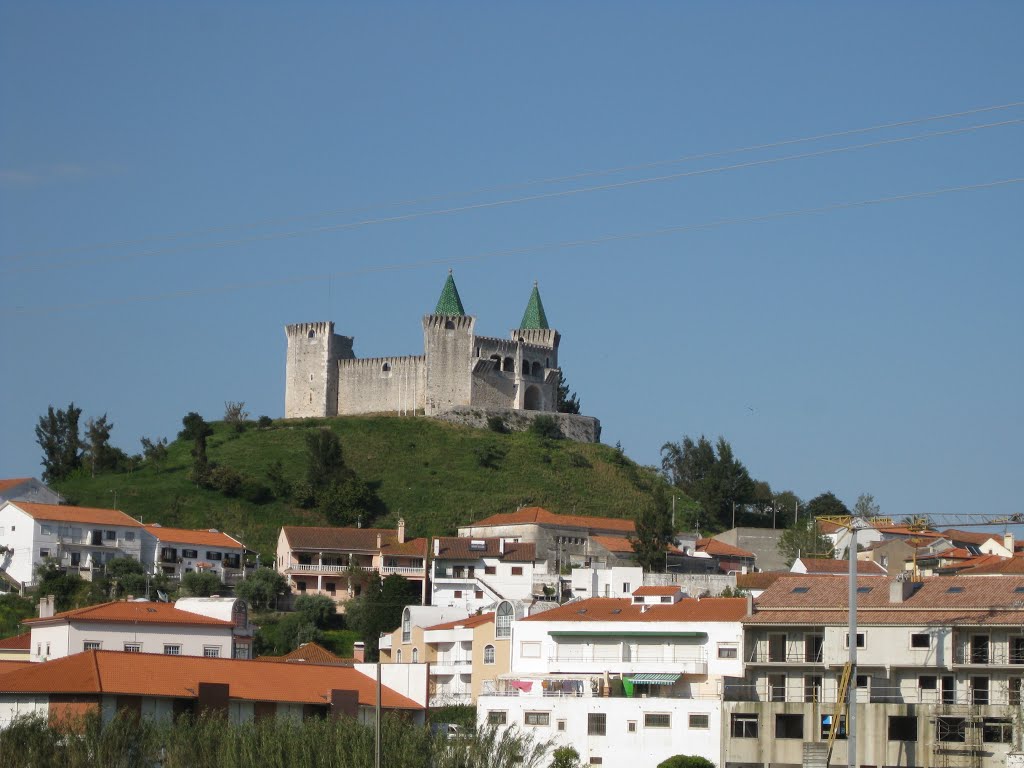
[524,385,542,411]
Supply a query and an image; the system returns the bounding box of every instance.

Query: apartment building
[0,478,60,506]
[0,649,424,727]
[477,586,748,766]
[723,574,1024,768]
[431,536,542,612]
[142,524,246,584]
[0,501,144,591]
[276,520,428,607]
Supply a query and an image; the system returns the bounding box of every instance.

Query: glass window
[164,645,181,655]
[203,646,221,658]
[821,715,846,740]
[910,633,930,648]
[182,549,198,559]
[524,712,549,726]
[124,531,135,542]
[40,525,52,535]
[412,648,419,663]
[731,714,758,738]
[644,714,670,729]
[104,530,116,541]
[402,608,411,643]
[983,719,1012,743]
[496,603,513,639]
[487,711,506,725]
[627,721,636,733]
[396,650,402,663]
[717,643,738,659]
[689,713,709,729]
[206,551,222,561]
[484,645,495,664]
[84,641,101,651]
[124,643,142,653]
[39,549,50,558]
[588,713,607,735]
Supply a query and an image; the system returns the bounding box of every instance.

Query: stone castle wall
[434,406,601,444]
[283,322,354,418]
[337,356,426,415]
[422,315,475,416]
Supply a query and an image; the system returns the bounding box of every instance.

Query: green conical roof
[519,281,549,329]
[434,270,466,316]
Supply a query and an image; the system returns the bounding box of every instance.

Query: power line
[4,116,1021,277]
[5,176,1020,317]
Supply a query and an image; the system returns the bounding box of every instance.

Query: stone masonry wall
[337,356,426,415]
[434,406,601,443]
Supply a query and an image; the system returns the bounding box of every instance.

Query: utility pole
[848,526,858,768]
[375,661,382,768]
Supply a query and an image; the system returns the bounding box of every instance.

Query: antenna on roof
[156,590,169,603]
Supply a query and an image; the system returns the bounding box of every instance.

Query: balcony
[432,655,473,675]
[381,565,426,577]
[953,645,1024,667]
[287,563,350,574]
[746,648,825,665]
[547,649,707,676]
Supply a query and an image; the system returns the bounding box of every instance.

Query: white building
[570,565,643,600]
[477,586,749,766]
[431,536,543,612]
[22,598,243,662]
[141,524,246,583]
[0,478,61,506]
[0,501,144,591]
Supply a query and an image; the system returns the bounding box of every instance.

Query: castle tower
[512,282,560,411]
[284,322,354,418]
[422,270,476,416]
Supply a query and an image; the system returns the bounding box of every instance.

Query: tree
[105,557,148,598]
[223,401,249,428]
[35,403,83,482]
[550,746,581,768]
[33,559,98,612]
[661,435,756,531]
[556,372,581,415]
[657,756,716,768]
[853,493,880,519]
[235,568,288,612]
[804,491,849,520]
[84,413,117,477]
[529,415,562,440]
[345,574,420,660]
[317,475,376,527]
[632,487,674,572]
[777,517,835,567]
[179,412,213,485]
[0,594,35,639]
[306,428,346,488]
[294,593,337,629]
[140,436,168,468]
[180,571,221,597]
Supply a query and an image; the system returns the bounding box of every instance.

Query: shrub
[208,465,244,497]
[529,415,562,440]
[256,415,274,429]
[567,452,591,469]
[474,443,506,469]
[180,571,221,597]
[486,415,507,433]
[657,755,716,768]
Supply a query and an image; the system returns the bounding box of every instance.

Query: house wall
[571,566,644,599]
[431,555,536,612]
[0,480,61,506]
[0,504,36,586]
[0,694,48,728]
[28,622,234,661]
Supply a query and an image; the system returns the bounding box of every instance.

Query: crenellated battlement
[339,355,424,369]
[422,314,475,331]
[285,321,335,338]
[512,328,560,349]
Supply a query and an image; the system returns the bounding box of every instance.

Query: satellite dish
[157,590,169,603]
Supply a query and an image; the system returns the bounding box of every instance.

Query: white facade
[0,479,61,506]
[570,566,643,599]
[28,621,235,662]
[431,537,543,613]
[141,526,246,583]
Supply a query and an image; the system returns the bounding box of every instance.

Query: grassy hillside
[54,416,677,558]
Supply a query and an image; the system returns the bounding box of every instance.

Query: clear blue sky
[2,3,1022,520]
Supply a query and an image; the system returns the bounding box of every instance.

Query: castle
[284,272,563,420]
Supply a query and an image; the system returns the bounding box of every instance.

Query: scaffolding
[931,704,984,768]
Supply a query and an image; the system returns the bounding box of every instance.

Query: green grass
[54,415,677,559]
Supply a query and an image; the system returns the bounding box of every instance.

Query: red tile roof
[956,557,1024,575]
[425,612,495,632]
[698,538,755,559]
[796,558,886,575]
[468,507,635,534]
[256,642,354,665]
[7,502,142,528]
[942,529,1004,546]
[591,535,636,554]
[521,596,748,623]
[0,632,30,650]
[282,526,427,557]
[144,525,245,549]
[735,572,790,590]
[0,479,32,494]
[632,586,681,596]
[0,661,32,676]
[0,650,421,709]
[433,537,536,562]
[23,601,233,627]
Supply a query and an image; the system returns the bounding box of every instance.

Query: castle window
[531,361,542,376]
[444,320,455,330]
[503,357,514,372]
[382,362,391,373]
[308,329,316,338]
[490,355,502,368]
[524,385,542,411]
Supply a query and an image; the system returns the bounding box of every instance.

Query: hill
[53,416,681,558]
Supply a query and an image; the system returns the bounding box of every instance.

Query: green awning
[630,673,681,685]
[549,631,705,638]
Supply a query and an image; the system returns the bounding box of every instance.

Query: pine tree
[35,403,83,482]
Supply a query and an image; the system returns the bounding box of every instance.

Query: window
[296,580,307,592]
[972,676,989,705]
[588,713,607,736]
[234,644,249,660]
[844,633,866,649]
[910,633,930,648]
[402,608,411,643]
[804,675,823,703]
[203,646,221,658]
[627,721,636,733]
[791,586,810,593]
[484,645,495,664]
[124,531,135,542]
[983,718,1012,743]
[731,714,758,738]
[821,715,846,740]
[1011,677,1023,705]
[412,648,419,663]
[775,714,804,739]
[396,650,402,663]
[124,643,142,653]
[206,551,222,561]
[521,642,541,658]
[182,549,198,559]
[589,759,603,765]
[524,712,549,726]
[487,711,507,725]
[622,582,630,593]
[496,602,513,639]
[919,675,937,690]
[104,530,116,541]
[475,590,484,599]
[946,586,964,593]
[45,642,50,656]
[557,720,566,731]
[84,641,101,651]
[768,673,786,702]
[39,548,50,558]
[164,644,181,656]
[888,715,918,741]
[857,586,872,594]
[937,717,966,743]
[717,643,738,659]
[971,635,990,664]
[659,596,672,603]
[644,714,670,729]
[689,713,709,729]
[511,567,523,576]
[485,566,496,575]
[40,525,52,535]
[453,590,462,599]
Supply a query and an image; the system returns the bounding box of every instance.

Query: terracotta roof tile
[256,642,354,665]
[0,661,33,676]
[283,526,422,554]
[590,535,635,554]
[736,572,791,590]
[468,507,635,534]
[698,538,755,559]
[796,558,886,575]
[521,596,748,623]
[957,557,1024,575]
[144,525,245,549]
[632,586,681,596]
[6,502,143,528]
[0,651,421,709]
[746,609,1024,626]
[434,537,536,562]
[0,632,30,650]
[425,612,495,632]
[942,529,1004,546]
[878,526,942,539]
[23,601,233,627]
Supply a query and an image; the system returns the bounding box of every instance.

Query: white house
[141,524,246,583]
[0,501,144,591]
[22,598,242,662]
[0,479,61,506]
[431,536,543,613]
[570,565,643,599]
[477,586,749,767]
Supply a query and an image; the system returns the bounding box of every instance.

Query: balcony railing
[435,654,473,666]
[381,565,426,577]
[953,646,1024,666]
[746,648,825,664]
[288,563,350,573]
[723,681,1021,706]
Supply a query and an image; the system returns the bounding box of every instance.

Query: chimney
[499,538,505,555]
[376,533,382,550]
[890,578,915,604]
[397,518,406,544]
[433,538,440,557]
[38,594,55,618]
[745,594,754,616]
[1005,532,1014,553]
[352,641,365,663]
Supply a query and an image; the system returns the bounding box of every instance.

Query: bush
[180,571,221,597]
[294,594,337,629]
[486,415,507,433]
[567,452,591,469]
[256,415,274,429]
[551,746,581,768]
[529,415,562,440]
[474,443,506,469]
[657,756,716,768]
[208,465,244,496]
